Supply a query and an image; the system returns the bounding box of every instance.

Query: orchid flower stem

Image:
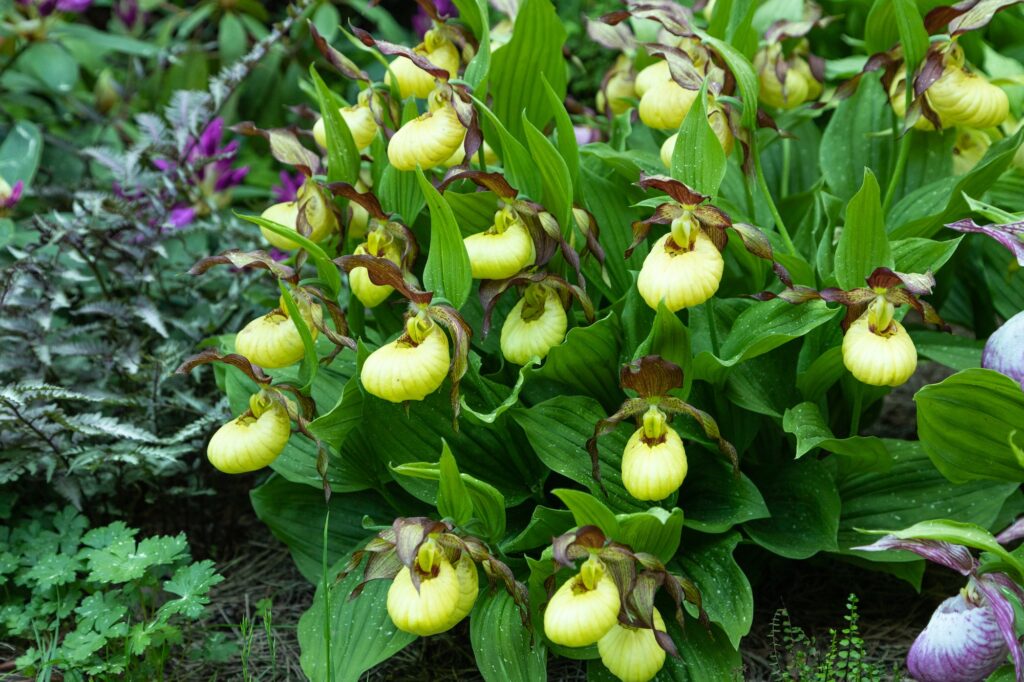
[780,137,792,198]
[322,509,333,682]
[752,141,798,257]
[883,132,912,213]
[706,297,721,357]
[850,385,863,437]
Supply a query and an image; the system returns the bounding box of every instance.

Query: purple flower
[907,593,1010,682]
[155,118,249,228]
[272,171,305,204]
[855,533,1024,682]
[412,0,458,37]
[0,179,24,211]
[983,311,1024,388]
[574,125,601,146]
[947,218,1024,267]
[114,0,138,27]
[17,0,92,15]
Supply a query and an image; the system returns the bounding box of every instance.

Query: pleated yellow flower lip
[360,315,451,403]
[598,607,668,682]
[235,298,322,369]
[387,540,462,636]
[207,391,291,474]
[620,407,688,501]
[385,28,460,99]
[544,557,622,647]
[464,206,536,280]
[259,179,338,250]
[500,285,568,366]
[387,89,466,171]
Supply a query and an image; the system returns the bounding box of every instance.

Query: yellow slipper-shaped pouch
[207,392,291,474]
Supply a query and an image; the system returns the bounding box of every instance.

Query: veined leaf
[473,96,543,199]
[675,531,752,649]
[523,114,573,236]
[236,212,342,298]
[471,590,547,682]
[835,169,892,290]
[552,488,619,537]
[310,65,360,184]
[783,402,892,472]
[417,168,472,309]
[278,282,318,392]
[673,80,727,198]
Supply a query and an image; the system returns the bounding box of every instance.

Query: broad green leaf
[502,506,575,553]
[310,65,360,184]
[910,331,983,370]
[889,128,1024,238]
[512,396,645,513]
[707,0,758,58]
[446,190,499,236]
[783,402,892,472]
[417,168,472,309]
[20,42,79,93]
[681,446,770,533]
[542,76,580,200]
[581,164,646,296]
[744,458,840,559]
[0,121,43,188]
[672,80,727,198]
[615,507,685,563]
[835,170,892,290]
[298,559,416,681]
[218,11,247,64]
[52,24,161,57]
[865,0,928,74]
[237,212,342,298]
[471,590,546,682]
[523,115,573,235]
[250,476,387,582]
[553,488,620,537]
[473,96,543,199]
[390,459,507,543]
[461,363,528,424]
[524,313,620,402]
[308,375,364,450]
[488,0,567,139]
[915,369,1024,484]
[675,532,752,649]
[819,72,892,201]
[837,440,1019,560]
[696,299,839,374]
[698,32,759,129]
[890,236,962,274]
[437,440,474,526]
[453,0,490,88]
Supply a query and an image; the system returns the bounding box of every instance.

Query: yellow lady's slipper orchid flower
[235,297,322,369]
[350,230,403,308]
[598,54,637,116]
[500,285,568,365]
[463,206,536,280]
[637,214,724,311]
[638,70,699,130]
[544,557,621,647]
[440,555,480,630]
[313,101,378,151]
[842,297,917,387]
[597,608,668,682]
[386,541,462,636]
[387,89,465,171]
[361,315,450,402]
[620,407,688,501]
[953,128,991,175]
[207,392,291,474]
[260,181,338,250]
[387,28,460,99]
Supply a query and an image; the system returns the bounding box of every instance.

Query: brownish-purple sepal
[352,27,454,80]
[189,249,298,281]
[175,348,271,385]
[335,253,433,305]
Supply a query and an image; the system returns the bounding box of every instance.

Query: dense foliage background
[2,0,1024,680]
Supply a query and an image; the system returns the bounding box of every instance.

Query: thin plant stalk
[751,139,798,257]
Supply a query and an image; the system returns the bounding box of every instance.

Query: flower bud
[387,543,462,636]
[598,55,637,116]
[982,310,1024,388]
[544,557,621,647]
[637,232,724,311]
[260,180,338,250]
[235,297,322,369]
[361,316,450,402]
[463,207,536,280]
[0,176,23,213]
[754,46,820,110]
[350,231,402,308]
[387,92,465,171]
[386,29,460,99]
[927,67,1009,130]
[94,69,122,114]
[638,73,699,130]
[842,301,917,387]
[621,408,688,501]
[906,593,1009,682]
[597,608,668,682]
[207,392,291,474]
[313,102,378,151]
[953,128,991,175]
[500,285,568,365]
